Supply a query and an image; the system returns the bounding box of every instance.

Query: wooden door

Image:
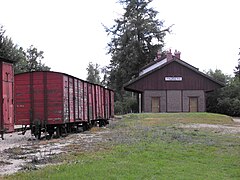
[189,97,198,112]
[2,62,14,132]
[151,97,160,113]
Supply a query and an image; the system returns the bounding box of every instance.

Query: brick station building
[124,50,224,113]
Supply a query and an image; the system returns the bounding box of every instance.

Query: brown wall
[144,90,205,112]
[126,61,222,92]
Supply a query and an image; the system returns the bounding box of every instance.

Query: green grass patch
[125,112,233,126]
[4,113,240,180]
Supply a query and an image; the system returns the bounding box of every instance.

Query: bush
[114,96,138,115]
[207,79,240,116]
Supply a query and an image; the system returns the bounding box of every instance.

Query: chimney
[174,50,181,59]
[156,50,161,60]
[166,49,172,61]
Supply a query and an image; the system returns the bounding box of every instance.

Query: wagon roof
[15,71,114,91]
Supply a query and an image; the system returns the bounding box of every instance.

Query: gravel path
[232,117,240,123]
[0,128,109,176]
[0,118,239,176]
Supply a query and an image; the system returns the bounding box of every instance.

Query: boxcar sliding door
[2,62,14,132]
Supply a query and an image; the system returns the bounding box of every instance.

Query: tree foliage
[104,0,170,101]
[0,25,25,63]
[24,45,50,72]
[205,69,231,85]
[114,92,138,115]
[86,62,101,85]
[14,45,50,74]
[234,48,240,79]
[206,68,240,116]
[206,78,240,116]
[0,25,50,74]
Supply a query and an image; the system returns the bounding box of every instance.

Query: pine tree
[104,0,170,100]
[86,62,101,85]
[234,48,240,79]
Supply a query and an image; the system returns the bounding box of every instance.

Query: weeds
[3,113,240,179]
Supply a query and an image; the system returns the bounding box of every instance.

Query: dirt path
[0,128,109,176]
[180,117,240,135]
[0,118,239,176]
[232,117,240,123]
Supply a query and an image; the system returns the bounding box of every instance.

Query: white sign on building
[165,77,183,81]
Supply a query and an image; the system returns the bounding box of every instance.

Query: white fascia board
[139,58,167,76]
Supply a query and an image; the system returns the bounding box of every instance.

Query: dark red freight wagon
[15,71,114,139]
[0,58,14,139]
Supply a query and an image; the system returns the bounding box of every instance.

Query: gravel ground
[0,127,110,176]
[180,117,240,135]
[0,117,239,176]
[180,123,240,134]
[232,117,240,123]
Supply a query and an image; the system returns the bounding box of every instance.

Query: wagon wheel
[37,128,41,140]
[99,120,106,127]
[32,125,41,140]
[91,120,97,127]
[47,132,53,140]
[0,131,4,140]
[47,128,54,139]
[56,126,62,138]
[82,122,89,131]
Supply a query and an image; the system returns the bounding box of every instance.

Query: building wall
[182,90,205,112]
[144,90,205,112]
[126,61,223,92]
[167,90,182,112]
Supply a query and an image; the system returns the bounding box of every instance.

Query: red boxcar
[15,71,114,138]
[0,58,14,139]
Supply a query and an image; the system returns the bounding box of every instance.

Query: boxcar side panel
[0,62,2,133]
[92,84,96,120]
[110,91,114,118]
[63,76,69,123]
[74,79,79,120]
[95,86,99,118]
[101,87,104,119]
[32,72,45,124]
[15,72,65,126]
[83,82,88,121]
[15,74,31,125]
[105,89,110,119]
[69,77,74,122]
[46,72,64,124]
[88,83,93,120]
[79,80,84,121]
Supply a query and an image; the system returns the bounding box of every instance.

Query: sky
[0,0,239,79]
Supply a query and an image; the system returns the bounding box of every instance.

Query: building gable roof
[124,57,225,92]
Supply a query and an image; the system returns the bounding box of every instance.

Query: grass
[3,113,240,180]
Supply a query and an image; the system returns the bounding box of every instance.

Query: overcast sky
[0,0,239,79]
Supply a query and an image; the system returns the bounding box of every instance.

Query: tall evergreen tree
[86,62,101,85]
[105,0,170,100]
[234,48,240,79]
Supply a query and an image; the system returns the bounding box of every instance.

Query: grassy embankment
[4,113,240,179]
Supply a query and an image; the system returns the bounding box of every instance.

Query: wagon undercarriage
[29,119,109,140]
